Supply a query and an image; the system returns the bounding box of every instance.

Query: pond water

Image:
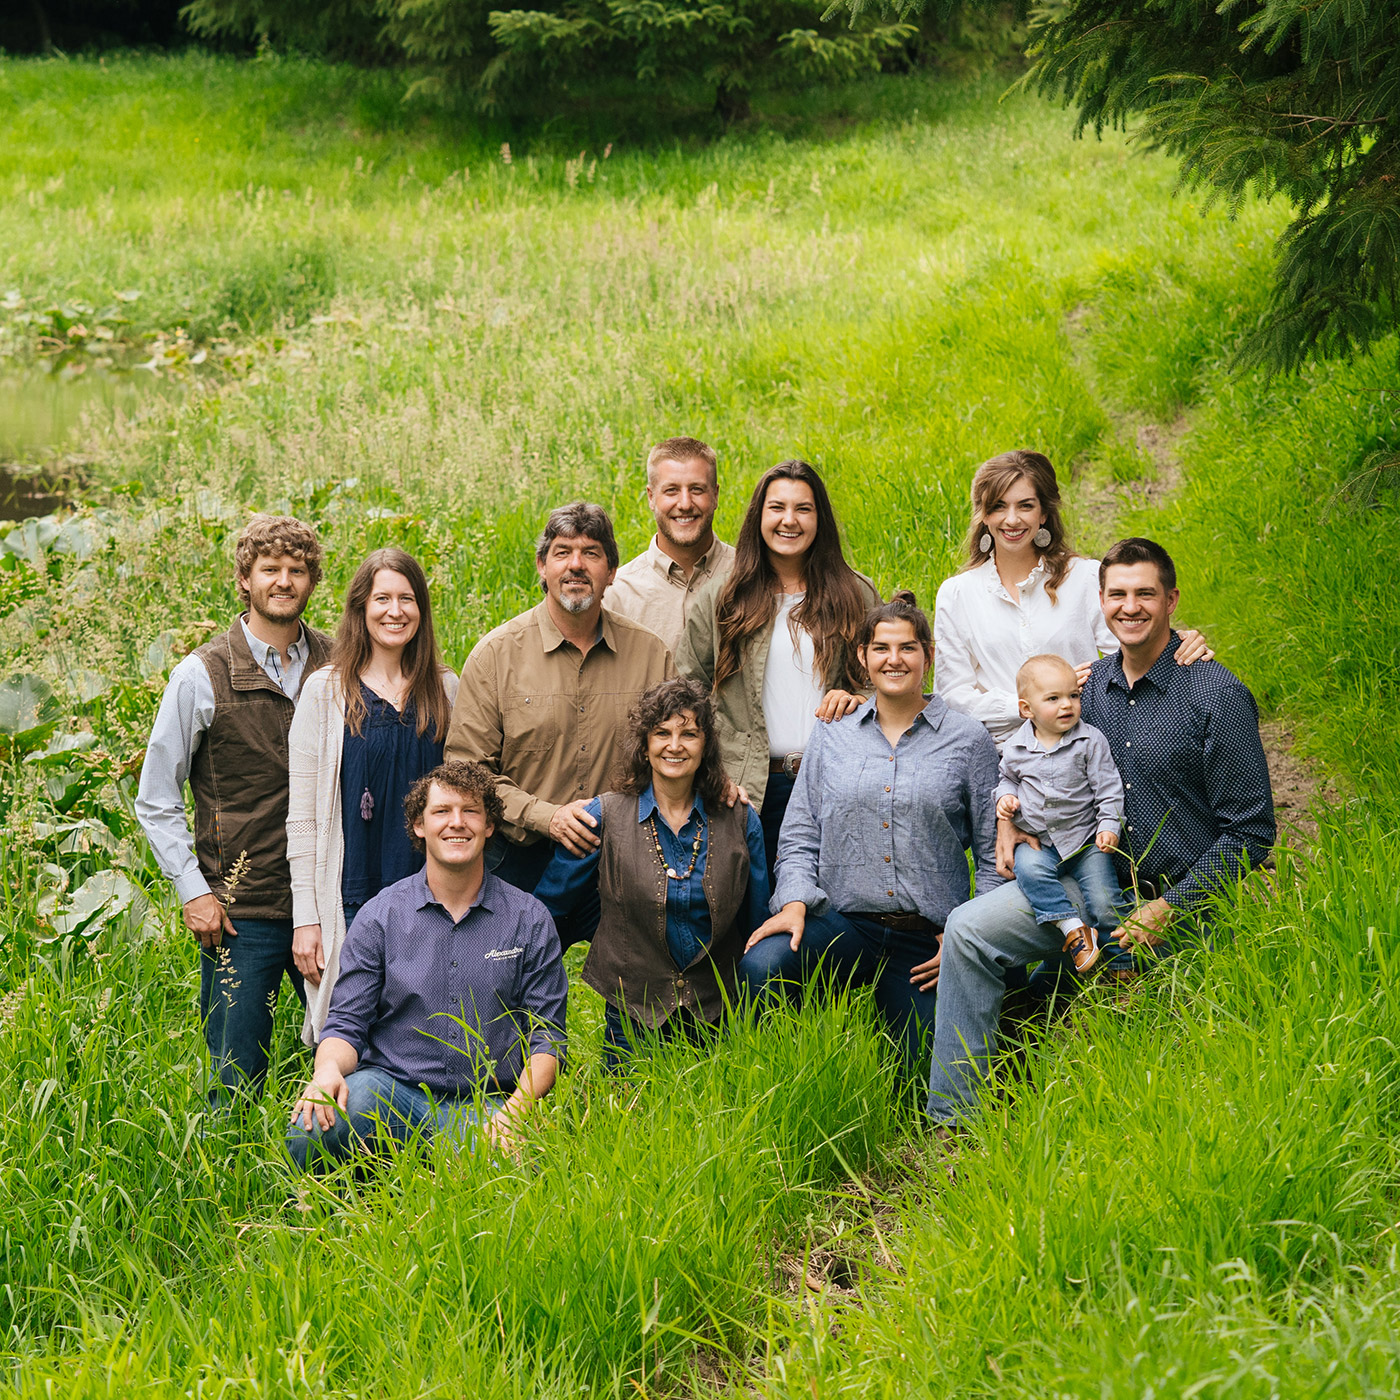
[0,368,171,520]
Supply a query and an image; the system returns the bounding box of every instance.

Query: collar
[412,865,497,916]
[1007,717,1089,754]
[535,599,613,655]
[637,783,706,827]
[238,614,306,667]
[1106,630,1181,692]
[978,555,1046,598]
[855,694,946,730]
[646,534,721,579]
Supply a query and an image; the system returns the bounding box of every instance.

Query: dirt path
[1063,342,1332,849]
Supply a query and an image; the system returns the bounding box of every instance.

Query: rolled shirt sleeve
[135,655,216,905]
[770,726,830,915]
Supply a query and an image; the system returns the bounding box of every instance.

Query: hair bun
[891,588,918,607]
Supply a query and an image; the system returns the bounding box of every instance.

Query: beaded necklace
[647,812,705,880]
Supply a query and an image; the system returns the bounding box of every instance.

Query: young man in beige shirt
[445,502,674,946]
[605,436,735,653]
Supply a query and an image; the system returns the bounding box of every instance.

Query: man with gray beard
[446,502,673,946]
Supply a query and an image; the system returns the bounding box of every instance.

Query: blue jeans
[602,1002,717,1072]
[490,836,599,949]
[199,917,305,1105]
[1014,841,1126,933]
[285,1066,504,1170]
[759,771,796,888]
[738,907,940,1069]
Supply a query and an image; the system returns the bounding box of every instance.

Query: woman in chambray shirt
[739,593,1001,1070]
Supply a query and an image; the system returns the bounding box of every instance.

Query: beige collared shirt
[605,534,736,653]
[445,600,675,845]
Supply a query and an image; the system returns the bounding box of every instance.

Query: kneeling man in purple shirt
[287,761,567,1169]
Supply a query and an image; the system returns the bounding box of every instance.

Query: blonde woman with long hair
[933,450,1212,750]
[286,547,457,1044]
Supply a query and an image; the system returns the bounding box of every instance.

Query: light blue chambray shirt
[993,718,1124,857]
[135,617,310,904]
[771,695,1004,926]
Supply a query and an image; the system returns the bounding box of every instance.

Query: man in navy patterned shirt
[927,537,1274,1127]
[286,761,567,1168]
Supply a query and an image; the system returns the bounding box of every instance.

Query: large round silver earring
[978,531,994,554]
[1032,526,1052,549]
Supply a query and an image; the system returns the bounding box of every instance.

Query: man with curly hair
[286,761,567,1167]
[137,514,331,1106]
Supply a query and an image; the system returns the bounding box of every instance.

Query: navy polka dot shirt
[1081,633,1275,914]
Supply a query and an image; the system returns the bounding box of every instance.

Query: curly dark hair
[616,678,728,809]
[403,761,505,853]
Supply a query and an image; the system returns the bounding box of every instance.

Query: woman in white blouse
[933,450,1210,749]
[677,460,879,881]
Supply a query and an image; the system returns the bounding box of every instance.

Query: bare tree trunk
[29,0,54,54]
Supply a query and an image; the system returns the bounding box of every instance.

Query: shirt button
[885,786,891,793]
[887,890,894,898]
[1128,826,1134,833]
[1125,783,1132,790]
[451,961,457,968]
[1129,699,1136,706]
[579,705,585,713]
[888,755,894,762]
[884,855,891,863]
[1125,741,1132,748]
[883,821,889,829]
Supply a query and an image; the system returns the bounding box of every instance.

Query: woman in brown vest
[534,678,769,1069]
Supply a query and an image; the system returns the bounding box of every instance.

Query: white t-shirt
[762,593,825,758]
[933,555,1117,748]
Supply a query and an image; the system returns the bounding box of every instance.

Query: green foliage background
[1,52,1399,1398]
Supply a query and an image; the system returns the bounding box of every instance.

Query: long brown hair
[713,460,869,693]
[330,548,450,740]
[960,450,1077,602]
[617,678,728,810]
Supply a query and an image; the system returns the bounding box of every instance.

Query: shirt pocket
[501,691,558,759]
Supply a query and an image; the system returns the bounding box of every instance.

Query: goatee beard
[559,590,595,615]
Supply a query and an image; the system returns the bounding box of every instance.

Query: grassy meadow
[1,51,1398,1398]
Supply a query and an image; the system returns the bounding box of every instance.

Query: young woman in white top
[286,547,457,1045]
[933,449,1211,750]
[677,460,879,881]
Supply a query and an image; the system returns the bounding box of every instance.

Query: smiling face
[413,781,494,874]
[364,568,421,653]
[1018,662,1082,738]
[646,709,705,788]
[981,474,1046,557]
[538,532,616,616]
[239,551,314,627]
[760,478,818,562]
[648,456,718,552]
[858,619,931,702]
[1101,561,1179,655]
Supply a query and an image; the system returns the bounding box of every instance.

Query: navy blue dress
[340,683,444,919]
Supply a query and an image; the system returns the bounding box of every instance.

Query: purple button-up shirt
[321,869,567,1097]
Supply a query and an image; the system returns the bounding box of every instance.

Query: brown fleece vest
[584,791,752,1028]
[188,617,331,921]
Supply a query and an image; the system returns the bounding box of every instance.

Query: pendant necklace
[648,814,705,880]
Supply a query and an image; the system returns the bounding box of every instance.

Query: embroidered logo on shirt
[485,946,524,961]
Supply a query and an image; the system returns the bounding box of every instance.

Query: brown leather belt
[851,910,938,934]
[769,753,802,776]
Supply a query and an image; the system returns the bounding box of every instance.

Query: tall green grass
[3,51,1398,1400]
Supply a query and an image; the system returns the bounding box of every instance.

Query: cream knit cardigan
[286,663,459,1046]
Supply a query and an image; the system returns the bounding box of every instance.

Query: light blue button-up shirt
[994,718,1124,857]
[772,695,1003,925]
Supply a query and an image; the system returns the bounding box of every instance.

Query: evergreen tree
[843,0,1400,375]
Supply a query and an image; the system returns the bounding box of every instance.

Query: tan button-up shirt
[446,601,675,846]
[605,535,736,653]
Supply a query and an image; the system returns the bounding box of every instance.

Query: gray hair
[534,502,619,571]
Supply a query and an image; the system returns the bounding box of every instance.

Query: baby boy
[995,653,1128,974]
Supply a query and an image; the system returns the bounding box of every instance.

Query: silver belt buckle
[781,751,802,776]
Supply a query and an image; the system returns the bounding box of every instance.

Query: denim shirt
[772,695,1004,924]
[994,718,1124,856]
[534,786,770,970]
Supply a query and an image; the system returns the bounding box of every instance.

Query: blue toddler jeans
[1013,840,1127,936]
[285,1066,504,1170]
